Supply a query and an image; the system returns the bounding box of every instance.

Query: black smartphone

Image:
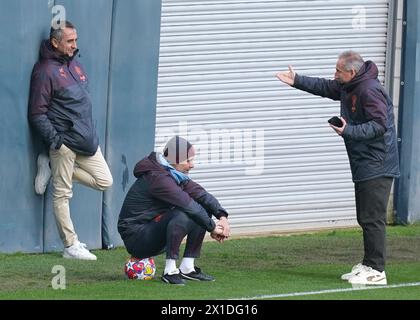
[328,116,343,127]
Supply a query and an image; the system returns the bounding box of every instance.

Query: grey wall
[0,0,50,253]
[395,0,420,224]
[103,0,161,248]
[0,0,161,253]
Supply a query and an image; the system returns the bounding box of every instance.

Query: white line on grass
[233,282,420,300]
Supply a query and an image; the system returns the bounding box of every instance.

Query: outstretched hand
[276,65,296,86]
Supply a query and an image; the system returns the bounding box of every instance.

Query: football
[124,257,156,280]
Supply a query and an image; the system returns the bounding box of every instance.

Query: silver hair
[338,50,365,73]
[50,20,76,42]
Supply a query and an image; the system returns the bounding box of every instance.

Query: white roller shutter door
[155,0,392,234]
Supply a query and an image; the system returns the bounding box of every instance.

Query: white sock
[164,259,178,275]
[179,257,195,274]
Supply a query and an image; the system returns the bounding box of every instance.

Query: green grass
[1,224,420,300]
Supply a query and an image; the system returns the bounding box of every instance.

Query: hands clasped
[210,217,230,243]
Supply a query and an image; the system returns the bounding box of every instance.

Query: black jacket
[118,152,228,240]
[293,61,400,182]
[28,40,98,156]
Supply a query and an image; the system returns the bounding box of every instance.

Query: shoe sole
[180,273,200,281]
[63,254,97,261]
[161,277,185,285]
[180,273,215,282]
[348,276,387,285]
[349,279,387,285]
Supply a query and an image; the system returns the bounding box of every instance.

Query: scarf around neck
[158,153,190,185]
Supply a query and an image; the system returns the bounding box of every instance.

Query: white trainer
[348,267,387,285]
[35,153,51,195]
[341,263,370,280]
[63,242,97,261]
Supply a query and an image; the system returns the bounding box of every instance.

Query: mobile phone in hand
[328,116,343,128]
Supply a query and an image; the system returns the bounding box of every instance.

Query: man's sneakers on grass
[348,267,387,285]
[161,267,215,285]
[161,271,186,285]
[341,263,370,280]
[180,267,215,282]
[63,241,97,261]
[35,153,51,195]
[341,263,387,285]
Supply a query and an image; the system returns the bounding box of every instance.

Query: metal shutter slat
[155,0,391,234]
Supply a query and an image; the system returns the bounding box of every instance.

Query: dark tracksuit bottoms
[355,177,393,272]
[125,209,206,260]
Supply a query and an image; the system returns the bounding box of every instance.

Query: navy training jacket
[28,40,99,156]
[118,152,229,241]
[293,61,400,182]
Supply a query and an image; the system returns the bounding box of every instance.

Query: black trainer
[180,267,215,281]
[161,273,186,285]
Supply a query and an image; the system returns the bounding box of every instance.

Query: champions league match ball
[124,257,156,280]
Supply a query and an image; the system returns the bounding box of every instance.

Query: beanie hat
[163,136,194,164]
